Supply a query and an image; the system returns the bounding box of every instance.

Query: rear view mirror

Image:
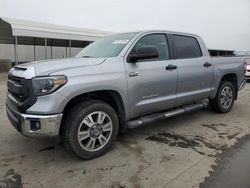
[127,46,159,63]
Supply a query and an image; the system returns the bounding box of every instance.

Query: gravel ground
[0,72,249,188]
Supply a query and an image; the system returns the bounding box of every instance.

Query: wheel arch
[220,73,238,100]
[211,73,238,100]
[60,90,127,136]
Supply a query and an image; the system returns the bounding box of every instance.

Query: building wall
[0,43,82,63]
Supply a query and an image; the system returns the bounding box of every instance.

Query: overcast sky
[1,0,250,51]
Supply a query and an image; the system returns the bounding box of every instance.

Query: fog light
[30,120,41,131]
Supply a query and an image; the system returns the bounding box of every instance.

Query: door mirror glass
[128,46,159,63]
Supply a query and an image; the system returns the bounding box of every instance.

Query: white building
[0,17,112,71]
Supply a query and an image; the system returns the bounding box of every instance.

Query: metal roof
[0,17,113,42]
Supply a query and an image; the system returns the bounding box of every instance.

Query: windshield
[76,33,137,58]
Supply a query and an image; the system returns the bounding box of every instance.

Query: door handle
[165,64,177,71]
[129,72,139,77]
[203,62,212,67]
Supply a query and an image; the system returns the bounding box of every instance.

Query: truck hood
[10,58,106,78]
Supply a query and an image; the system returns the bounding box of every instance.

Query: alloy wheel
[220,86,233,109]
[77,111,113,152]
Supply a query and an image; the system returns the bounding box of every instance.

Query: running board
[126,101,208,129]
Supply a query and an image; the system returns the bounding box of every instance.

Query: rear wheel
[209,81,235,113]
[63,100,119,159]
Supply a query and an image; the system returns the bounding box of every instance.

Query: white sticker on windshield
[113,40,130,44]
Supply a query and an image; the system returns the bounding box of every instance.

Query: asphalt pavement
[200,135,250,188]
[0,73,250,188]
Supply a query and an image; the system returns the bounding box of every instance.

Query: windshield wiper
[82,55,93,58]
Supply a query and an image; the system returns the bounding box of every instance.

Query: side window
[131,34,170,61]
[173,35,202,59]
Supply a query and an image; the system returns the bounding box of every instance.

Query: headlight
[32,76,67,96]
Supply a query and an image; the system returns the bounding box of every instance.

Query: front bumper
[6,103,62,137]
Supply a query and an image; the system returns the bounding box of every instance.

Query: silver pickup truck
[6,30,246,159]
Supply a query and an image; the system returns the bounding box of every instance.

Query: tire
[209,81,235,113]
[63,100,119,159]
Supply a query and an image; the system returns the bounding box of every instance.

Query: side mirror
[128,46,159,63]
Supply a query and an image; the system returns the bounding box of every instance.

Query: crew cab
[6,30,246,159]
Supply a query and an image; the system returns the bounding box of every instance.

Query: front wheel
[63,100,119,159]
[209,81,235,113]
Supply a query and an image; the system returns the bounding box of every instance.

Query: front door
[125,33,178,119]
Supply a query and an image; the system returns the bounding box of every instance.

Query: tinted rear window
[173,35,202,59]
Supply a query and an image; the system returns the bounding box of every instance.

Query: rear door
[172,34,213,106]
[125,33,177,119]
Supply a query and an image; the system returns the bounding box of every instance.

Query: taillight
[244,58,247,74]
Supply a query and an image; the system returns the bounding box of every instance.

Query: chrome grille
[7,75,28,103]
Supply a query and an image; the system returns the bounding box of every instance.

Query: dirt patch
[1,155,26,164]
[201,123,228,131]
[146,131,224,155]
[66,170,74,173]
[227,132,241,140]
[39,146,55,152]
[118,138,150,188]
[82,169,87,174]
[160,155,171,163]
[111,181,126,188]
[65,168,88,175]
[218,132,228,136]
[96,164,126,172]
[0,169,23,188]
